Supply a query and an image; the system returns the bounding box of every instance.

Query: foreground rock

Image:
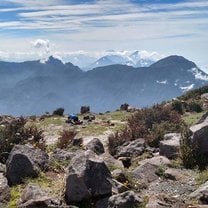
[50,148,75,162]
[189,181,208,204]
[0,173,10,207]
[18,184,61,208]
[159,133,180,159]
[6,145,49,185]
[96,191,143,208]
[115,138,145,158]
[190,119,208,154]
[132,156,171,183]
[65,151,112,204]
[86,138,105,155]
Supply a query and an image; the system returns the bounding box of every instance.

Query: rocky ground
[1,108,208,208]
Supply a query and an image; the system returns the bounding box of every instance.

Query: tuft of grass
[9,185,24,207]
[155,165,166,177]
[31,116,66,130]
[79,124,108,136]
[196,169,208,185]
[182,111,205,126]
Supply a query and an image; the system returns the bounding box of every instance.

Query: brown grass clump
[57,129,77,149]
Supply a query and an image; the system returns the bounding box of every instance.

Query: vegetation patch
[109,104,184,156]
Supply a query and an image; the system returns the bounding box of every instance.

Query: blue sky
[0,0,207,69]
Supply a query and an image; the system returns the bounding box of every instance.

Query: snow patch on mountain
[190,68,208,81]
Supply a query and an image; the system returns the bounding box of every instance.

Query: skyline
[0,0,207,70]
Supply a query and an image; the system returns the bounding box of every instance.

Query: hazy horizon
[0,0,207,71]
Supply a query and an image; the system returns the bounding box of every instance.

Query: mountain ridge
[0,55,207,115]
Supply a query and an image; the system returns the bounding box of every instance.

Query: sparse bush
[120,103,129,111]
[0,117,26,160]
[80,106,90,114]
[0,118,45,162]
[24,125,45,151]
[171,100,184,114]
[180,125,208,170]
[57,129,77,149]
[188,101,203,113]
[109,104,184,156]
[53,108,65,116]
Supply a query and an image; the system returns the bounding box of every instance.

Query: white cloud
[156,80,168,84]
[180,84,195,92]
[31,39,51,60]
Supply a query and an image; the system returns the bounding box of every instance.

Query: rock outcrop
[18,184,61,208]
[115,138,145,158]
[159,133,180,159]
[86,138,105,155]
[6,145,49,185]
[0,173,10,207]
[65,151,112,204]
[190,119,208,154]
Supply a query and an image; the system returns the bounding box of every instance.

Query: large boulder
[86,138,105,155]
[132,162,159,183]
[65,151,112,204]
[132,156,170,184]
[18,184,61,208]
[139,156,171,166]
[0,173,10,206]
[190,119,208,154]
[6,145,49,185]
[159,133,181,159]
[189,181,208,204]
[108,191,143,208]
[50,148,75,162]
[115,138,145,158]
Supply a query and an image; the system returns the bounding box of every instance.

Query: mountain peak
[44,56,64,65]
[150,55,197,69]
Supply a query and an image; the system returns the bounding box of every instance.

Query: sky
[0,0,207,70]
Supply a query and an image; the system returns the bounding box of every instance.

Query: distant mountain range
[62,50,162,70]
[0,55,207,115]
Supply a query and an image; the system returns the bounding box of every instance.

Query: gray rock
[116,138,145,158]
[132,162,158,183]
[159,133,180,159]
[0,173,10,206]
[50,148,75,162]
[6,145,49,185]
[139,156,171,167]
[164,168,183,180]
[72,137,83,146]
[0,163,5,173]
[65,151,112,204]
[189,181,208,204]
[190,121,208,154]
[86,138,105,155]
[108,191,143,208]
[18,184,61,208]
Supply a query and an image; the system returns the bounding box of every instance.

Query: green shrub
[53,107,64,116]
[0,118,45,162]
[0,117,26,158]
[109,104,184,156]
[171,100,184,114]
[180,125,208,170]
[188,101,203,113]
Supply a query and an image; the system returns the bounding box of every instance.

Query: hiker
[67,114,82,125]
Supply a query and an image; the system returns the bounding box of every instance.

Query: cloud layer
[0,0,207,68]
